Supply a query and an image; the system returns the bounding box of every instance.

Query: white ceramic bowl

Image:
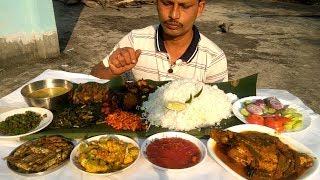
[0,107,53,139]
[70,134,140,176]
[141,131,207,171]
[207,124,319,180]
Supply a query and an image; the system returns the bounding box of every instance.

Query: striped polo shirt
[102,25,228,83]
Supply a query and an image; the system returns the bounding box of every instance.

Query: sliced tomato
[246,114,264,125]
[264,118,285,132]
[277,116,290,124]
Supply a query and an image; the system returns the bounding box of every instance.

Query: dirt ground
[0,0,319,113]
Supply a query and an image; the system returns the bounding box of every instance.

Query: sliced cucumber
[240,108,250,116]
[292,120,303,131]
[284,114,292,118]
[284,123,293,131]
[284,121,296,131]
[291,113,302,119]
[267,108,276,114]
[243,100,252,106]
[282,108,297,115]
[291,117,302,122]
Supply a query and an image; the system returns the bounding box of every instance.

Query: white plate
[70,134,140,176]
[141,131,207,171]
[232,96,311,133]
[207,124,319,180]
[0,107,53,139]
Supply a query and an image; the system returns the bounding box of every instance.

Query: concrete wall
[0,0,60,68]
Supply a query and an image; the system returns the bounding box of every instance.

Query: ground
[0,0,319,113]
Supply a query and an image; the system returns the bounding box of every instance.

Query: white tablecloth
[0,69,319,180]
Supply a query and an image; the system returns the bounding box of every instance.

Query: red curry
[146,137,201,169]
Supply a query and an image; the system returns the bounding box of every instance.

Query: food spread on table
[5,135,73,174]
[1,76,317,179]
[75,136,139,173]
[0,111,44,135]
[210,129,315,179]
[239,97,304,132]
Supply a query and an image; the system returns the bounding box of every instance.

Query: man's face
[157,0,205,38]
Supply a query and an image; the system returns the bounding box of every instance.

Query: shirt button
[176,59,183,65]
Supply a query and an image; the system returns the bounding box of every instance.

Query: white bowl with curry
[70,134,140,176]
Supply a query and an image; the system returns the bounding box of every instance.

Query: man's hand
[108,47,141,75]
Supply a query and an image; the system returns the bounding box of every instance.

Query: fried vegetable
[0,111,43,135]
[77,137,139,173]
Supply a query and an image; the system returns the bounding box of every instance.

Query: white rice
[141,79,236,131]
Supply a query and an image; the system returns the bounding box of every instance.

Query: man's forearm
[90,62,118,79]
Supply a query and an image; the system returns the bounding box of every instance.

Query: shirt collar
[156,24,200,63]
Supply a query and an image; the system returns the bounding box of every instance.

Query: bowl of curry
[141,132,206,171]
[70,134,140,175]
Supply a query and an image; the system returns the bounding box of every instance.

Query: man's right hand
[108,47,141,75]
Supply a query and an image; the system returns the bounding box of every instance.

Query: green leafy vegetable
[0,111,43,135]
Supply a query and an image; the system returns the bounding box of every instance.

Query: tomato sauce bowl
[141,132,207,171]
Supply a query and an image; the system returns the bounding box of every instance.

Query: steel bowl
[21,79,73,110]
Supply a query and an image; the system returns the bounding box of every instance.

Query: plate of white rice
[141,79,237,131]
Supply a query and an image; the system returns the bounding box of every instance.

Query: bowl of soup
[21,79,73,110]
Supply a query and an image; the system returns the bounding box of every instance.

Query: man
[91,0,228,83]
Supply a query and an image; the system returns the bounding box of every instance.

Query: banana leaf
[22,74,257,141]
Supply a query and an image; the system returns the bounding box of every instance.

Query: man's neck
[163,29,194,63]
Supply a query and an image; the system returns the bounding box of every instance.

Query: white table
[1,69,319,180]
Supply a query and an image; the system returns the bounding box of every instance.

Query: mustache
[164,20,183,27]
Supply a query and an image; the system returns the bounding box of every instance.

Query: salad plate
[232,96,311,133]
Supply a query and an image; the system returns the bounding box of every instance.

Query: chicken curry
[210,129,314,179]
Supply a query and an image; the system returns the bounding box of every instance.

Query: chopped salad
[240,97,303,132]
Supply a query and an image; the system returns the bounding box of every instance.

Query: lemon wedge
[165,101,186,111]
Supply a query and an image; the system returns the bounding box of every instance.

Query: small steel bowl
[21,79,73,110]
